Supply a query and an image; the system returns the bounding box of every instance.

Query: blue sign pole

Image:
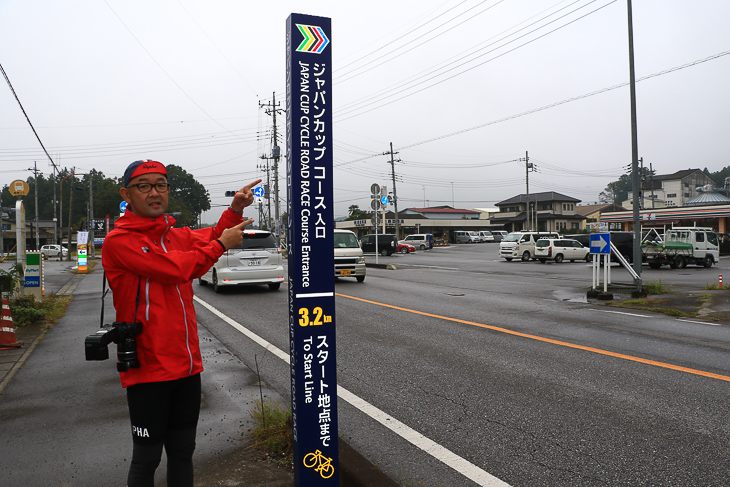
[286,13,339,485]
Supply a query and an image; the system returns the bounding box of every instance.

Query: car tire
[212,270,222,293]
[356,275,365,283]
[268,283,281,291]
[505,258,513,261]
[649,262,661,269]
[198,277,207,286]
[538,259,546,263]
[400,247,408,254]
[381,249,389,256]
[585,254,592,263]
[554,254,564,263]
[570,260,575,263]
[704,256,714,268]
[521,251,530,262]
[419,244,426,250]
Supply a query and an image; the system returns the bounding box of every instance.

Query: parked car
[491,230,508,242]
[400,233,433,250]
[477,231,494,242]
[334,229,366,282]
[454,230,480,244]
[360,234,399,256]
[199,230,284,293]
[499,232,560,261]
[398,242,416,254]
[535,238,591,263]
[40,244,68,258]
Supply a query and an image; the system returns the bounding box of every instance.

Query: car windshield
[504,233,522,242]
[334,233,360,248]
[404,236,417,241]
[235,233,276,250]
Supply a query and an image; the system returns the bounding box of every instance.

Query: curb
[340,439,399,487]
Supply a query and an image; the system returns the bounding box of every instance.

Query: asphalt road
[193,244,730,486]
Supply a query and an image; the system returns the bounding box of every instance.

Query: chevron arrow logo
[296,24,330,54]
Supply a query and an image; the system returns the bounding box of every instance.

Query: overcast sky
[1,0,729,223]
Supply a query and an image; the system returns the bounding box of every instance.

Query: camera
[85,321,143,372]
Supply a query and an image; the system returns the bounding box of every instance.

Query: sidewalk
[0,268,395,487]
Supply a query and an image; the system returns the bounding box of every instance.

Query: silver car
[41,244,68,258]
[199,230,284,293]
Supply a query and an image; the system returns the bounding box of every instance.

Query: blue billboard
[286,13,338,485]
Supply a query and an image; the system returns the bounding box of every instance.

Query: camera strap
[100,272,142,328]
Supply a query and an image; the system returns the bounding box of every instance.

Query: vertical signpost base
[287,13,339,486]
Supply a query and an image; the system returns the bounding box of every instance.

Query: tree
[599,167,655,205]
[166,164,210,227]
[346,205,370,221]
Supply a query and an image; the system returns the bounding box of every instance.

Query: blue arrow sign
[253,186,265,198]
[120,201,128,212]
[380,196,389,205]
[589,233,611,254]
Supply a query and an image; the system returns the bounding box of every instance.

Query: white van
[499,231,560,261]
[454,230,480,244]
[334,229,366,282]
[477,231,494,243]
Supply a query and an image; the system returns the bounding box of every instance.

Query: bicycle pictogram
[303,449,334,479]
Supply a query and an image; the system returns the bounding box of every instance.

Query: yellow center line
[335,292,730,383]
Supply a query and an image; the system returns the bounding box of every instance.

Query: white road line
[676,319,722,326]
[407,264,460,270]
[193,295,510,487]
[591,309,653,318]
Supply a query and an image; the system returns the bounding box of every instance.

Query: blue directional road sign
[380,196,389,205]
[119,201,127,213]
[253,186,265,198]
[590,233,611,254]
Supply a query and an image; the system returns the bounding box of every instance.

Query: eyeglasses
[127,183,170,193]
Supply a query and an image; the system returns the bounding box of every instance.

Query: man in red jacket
[102,159,261,487]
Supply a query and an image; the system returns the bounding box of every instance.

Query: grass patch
[643,280,670,295]
[704,283,730,290]
[248,399,293,467]
[609,298,697,318]
[8,294,73,327]
[699,293,712,304]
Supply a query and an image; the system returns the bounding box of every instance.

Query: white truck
[642,227,719,269]
[499,231,560,261]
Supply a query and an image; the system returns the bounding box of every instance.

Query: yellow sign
[10,180,29,197]
[303,450,334,479]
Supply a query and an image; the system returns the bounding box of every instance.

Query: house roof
[641,168,711,190]
[490,212,585,223]
[575,203,627,216]
[496,192,580,206]
[406,207,480,215]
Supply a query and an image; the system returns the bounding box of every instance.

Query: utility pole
[522,151,535,231]
[89,172,95,258]
[28,161,41,250]
[384,142,401,239]
[258,156,272,231]
[650,162,655,208]
[260,92,285,245]
[627,0,642,287]
[66,168,75,261]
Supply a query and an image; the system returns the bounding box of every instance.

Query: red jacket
[102,209,241,387]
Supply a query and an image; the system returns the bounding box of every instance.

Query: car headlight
[357,256,365,264]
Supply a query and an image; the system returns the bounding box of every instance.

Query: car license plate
[248,259,261,266]
[341,270,351,276]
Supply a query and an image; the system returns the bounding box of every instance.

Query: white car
[477,231,494,243]
[41,244,68,258]
[534,238,591,263]
[199,230,284,293]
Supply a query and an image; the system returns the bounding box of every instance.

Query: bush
[8,294,73,327]
[249,399,293,464]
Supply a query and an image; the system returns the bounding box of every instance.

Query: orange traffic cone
[0,298,21,349]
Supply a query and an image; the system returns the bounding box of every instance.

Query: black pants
[125,374,201,487]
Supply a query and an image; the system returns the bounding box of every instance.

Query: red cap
[124,160,167,186]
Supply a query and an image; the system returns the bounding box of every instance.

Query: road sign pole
[286,14,339,486]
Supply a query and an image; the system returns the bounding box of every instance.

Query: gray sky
[1,0,729,223]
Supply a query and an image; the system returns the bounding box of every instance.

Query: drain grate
[445,292,465,296]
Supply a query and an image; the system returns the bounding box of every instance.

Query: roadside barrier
[0,298,21,348]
